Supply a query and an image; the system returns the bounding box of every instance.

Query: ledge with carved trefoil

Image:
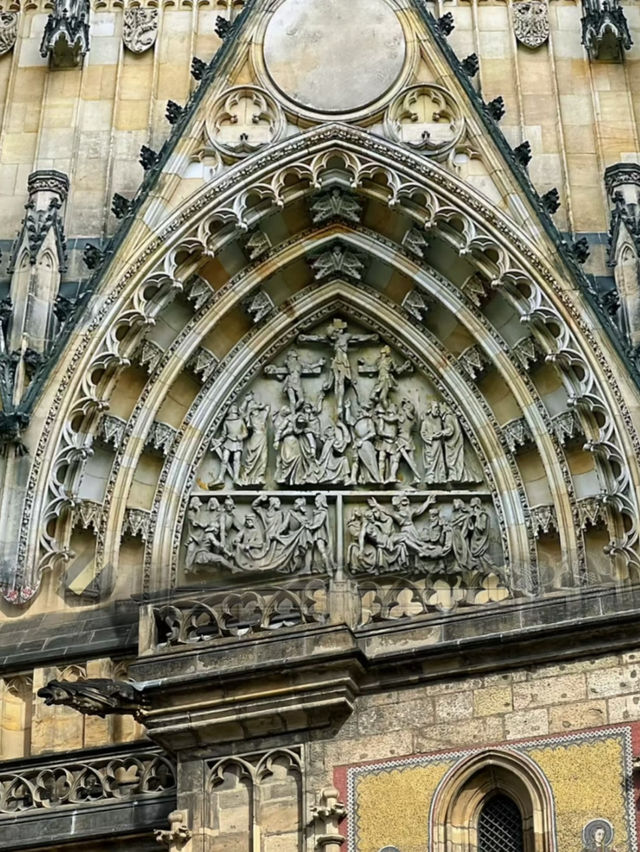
[0,743,176,849]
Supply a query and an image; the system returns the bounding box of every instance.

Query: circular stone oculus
[263,0,406,114]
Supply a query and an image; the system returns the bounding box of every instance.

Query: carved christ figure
[298,319,378,413]
[264,350,325,411]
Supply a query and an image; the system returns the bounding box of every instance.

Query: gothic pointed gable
[3,0,640,623]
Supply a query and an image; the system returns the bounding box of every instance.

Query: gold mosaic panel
[346,728,634,852]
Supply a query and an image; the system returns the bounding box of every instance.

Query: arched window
[477,793,524,852]
[429,750,556,852]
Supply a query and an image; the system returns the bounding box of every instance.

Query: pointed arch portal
[8,124,640,614]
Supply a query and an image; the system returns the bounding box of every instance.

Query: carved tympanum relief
[183,317,503,584]
[513,1,550,49]
[206,87,284,159]
[122,8,158,54]
[0,12,18,56]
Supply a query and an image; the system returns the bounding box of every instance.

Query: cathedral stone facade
[2,0,640,849]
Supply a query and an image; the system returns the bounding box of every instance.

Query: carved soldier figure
[298,319,378,413]
[375,402,402,483]
[212,404,248,484]
[239,393,270,486]
[265,350,324,411]
[397,399,421,483]
[359,345,413,408]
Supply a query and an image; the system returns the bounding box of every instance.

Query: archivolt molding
[10,124,640,603]
[429,748,557,852]
[95,221,580,596]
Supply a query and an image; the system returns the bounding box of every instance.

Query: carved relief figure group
[184,319,500,578]
[208,319,477,488]
[347,494,496,576]
[185,493,333,575]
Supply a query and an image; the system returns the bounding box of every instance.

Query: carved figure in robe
[370,494,437,566]
[273,405,320,485]
[185,496,208,570]
[441,403,468,482]
[375,403,402,483]
[233,515,265,563]
[230,497,311,574]
[186,497,235,573]
[239,393,270,486]
[397,399,421,482]
[359,345,413,408]
[220,497,242,550]
[317,422,351,484]
[347,507,399,573]
[450,498,472,568]
[302,493,334,575]
[467,497,499,576]
[298,319,378,413]
[345,400,380,484]
[264,350,324,411]
[421,401,447,484]
[252,495,288,546]
[211,404,248,484]
[422,506,452,559]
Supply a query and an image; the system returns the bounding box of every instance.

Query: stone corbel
[604,163,640,349]
[581,0,632,61]
[312,787,347,851]
[40,0,90,67]
[154,810,192,850]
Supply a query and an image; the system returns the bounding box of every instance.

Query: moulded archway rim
[14,123,640,601]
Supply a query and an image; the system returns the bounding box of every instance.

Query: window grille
[477,793,524,852]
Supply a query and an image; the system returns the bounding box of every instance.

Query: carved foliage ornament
[513,1,549,49]
[0,12,18,56]
[206,86,285,159]
[122,8,158,54]
[385,84,464,156]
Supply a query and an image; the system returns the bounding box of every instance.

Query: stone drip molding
[9,126,640,603]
